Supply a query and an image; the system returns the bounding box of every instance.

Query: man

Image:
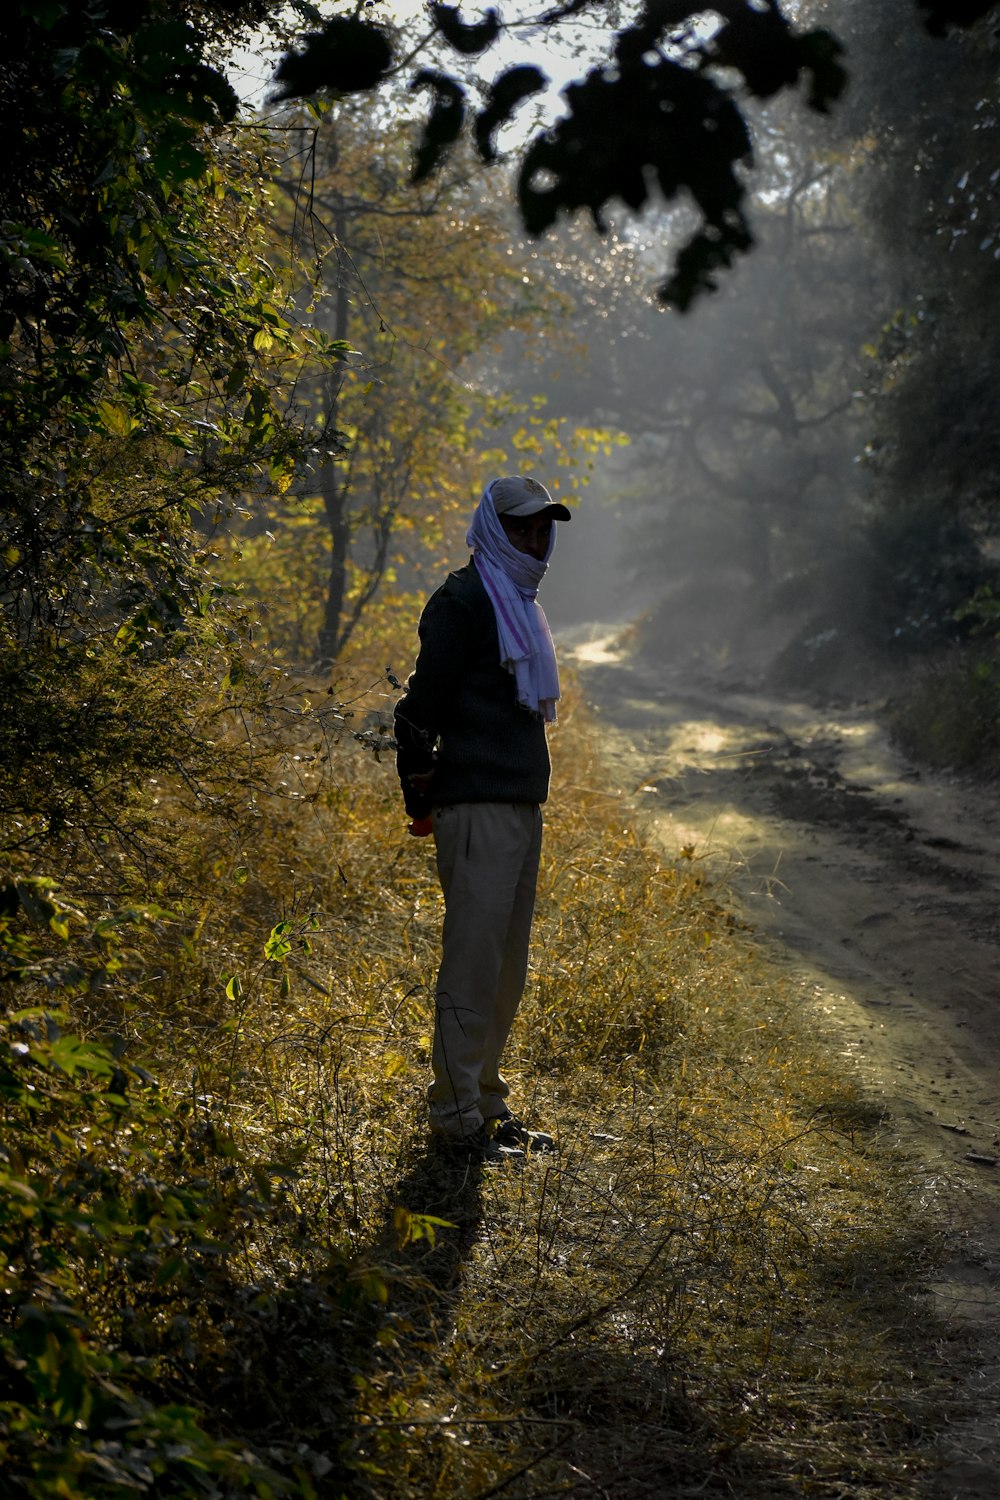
[394,475,571,1163]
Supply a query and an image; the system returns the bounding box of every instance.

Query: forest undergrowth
[1,676,956,1499]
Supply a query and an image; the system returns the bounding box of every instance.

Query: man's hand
[406,768,434,834]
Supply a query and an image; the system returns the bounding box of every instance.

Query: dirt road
[570,635,1000,1497]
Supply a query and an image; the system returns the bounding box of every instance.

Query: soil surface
[567,631,1000,1499]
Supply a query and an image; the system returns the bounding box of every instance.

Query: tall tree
[233,99,575,665]
[0,2,339,877]
[784,0,1000,652]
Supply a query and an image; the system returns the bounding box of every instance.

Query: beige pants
[429,802,543,1138]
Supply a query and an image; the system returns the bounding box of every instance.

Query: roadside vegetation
[2,674,950,1498]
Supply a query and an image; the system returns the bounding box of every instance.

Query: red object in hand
[409,816,433,837]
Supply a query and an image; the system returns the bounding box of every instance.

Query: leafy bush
[0,1009,301,1498]
[888,645,1000,774]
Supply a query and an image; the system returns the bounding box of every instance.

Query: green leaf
[154,1253,190,1286]
[49,1035,116,1078]
[264,921,294,962]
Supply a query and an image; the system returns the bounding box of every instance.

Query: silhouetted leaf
[658,219,755,311]
[474,65,547,163]
[917,0,997,34]
[269,15,393,101]
[430,3,501,55]
[798,30,849,113]
[518,56,751,240]
[711,4,800,98]
[711,10,846,112]
[410,69,466,182]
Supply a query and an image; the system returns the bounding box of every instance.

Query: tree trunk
[317,203,351,667]
[316,452,350,667]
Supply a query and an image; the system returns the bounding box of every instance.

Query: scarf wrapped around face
[466,482,560,722]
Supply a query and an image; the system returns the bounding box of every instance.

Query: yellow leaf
[96,401,137,438]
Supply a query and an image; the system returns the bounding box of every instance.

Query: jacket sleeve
[394,583,477,818]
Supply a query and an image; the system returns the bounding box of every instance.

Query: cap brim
[502,500,572,521]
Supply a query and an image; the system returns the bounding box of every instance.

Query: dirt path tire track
[570,641,1000,1497]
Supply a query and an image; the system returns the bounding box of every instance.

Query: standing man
[394,475,571,1163]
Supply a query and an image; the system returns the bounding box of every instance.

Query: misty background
[225,0,998,776]
[504,0,999,707]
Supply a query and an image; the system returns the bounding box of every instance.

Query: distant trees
[492,135,878,630]
[848,0,1000,531]
[612,181,875,600]
[238,101,568,665]
[477,0,1000,680]
[4,0,998,877]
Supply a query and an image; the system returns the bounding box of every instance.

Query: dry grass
[8,674,955,1498]
[96,680,948,1500]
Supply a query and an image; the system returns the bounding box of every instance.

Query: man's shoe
[434,1122,525,1166]
[490,1112,557,1154]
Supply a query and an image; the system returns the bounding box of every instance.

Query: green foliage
[889,646,1000,773]
[1,0,344,624]
[4,4,238,429]
[840,504,987,654]
[0,0,352,914]
[0,1009,302,1497]
[956,585,1000,638]
[0,873,176,996]
[224,102,604,665]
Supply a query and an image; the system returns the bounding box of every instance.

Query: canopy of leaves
[263,0,995,311]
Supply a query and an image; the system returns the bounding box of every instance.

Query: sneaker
[433,1122,525,1166]
[490,1111,557,1155]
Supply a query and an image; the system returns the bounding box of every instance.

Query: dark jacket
[394,560,551,818]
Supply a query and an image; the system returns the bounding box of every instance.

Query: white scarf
[466,483,561,722]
